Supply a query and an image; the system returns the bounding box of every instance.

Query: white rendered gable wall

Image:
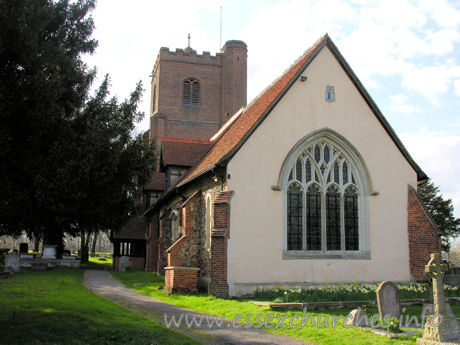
[225,46,417,296]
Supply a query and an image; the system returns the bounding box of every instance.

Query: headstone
[118,256,131,272]
[19,243,28,254]
[4,252,20,273]
[376,281,401,321]
[42,245,57,259]
[417,253,460,344]
[346,308,369,327]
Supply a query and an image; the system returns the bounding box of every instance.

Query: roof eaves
[143,164,217,216]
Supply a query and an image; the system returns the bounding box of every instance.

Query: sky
[84,0,460,229]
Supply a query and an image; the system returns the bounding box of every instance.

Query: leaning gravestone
[4,252,20,273]
[118,256,131,272]
[376,281,401,321]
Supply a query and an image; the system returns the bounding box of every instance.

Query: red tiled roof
[144,172,166,191]
[178,34,426,186]
[179,36,328,186]
[161,138,212,167]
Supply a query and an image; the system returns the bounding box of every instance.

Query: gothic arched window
[183,78,200,105]
[283,133,370,258]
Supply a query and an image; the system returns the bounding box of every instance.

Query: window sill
[282,250,370,260]
[182,104,200,108]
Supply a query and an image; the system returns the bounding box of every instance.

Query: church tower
[149,40,247,148]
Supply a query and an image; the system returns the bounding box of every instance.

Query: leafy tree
[418,178,460,252]
[63,77,155,262]
[0,0,155,259]
[0,0,97,252]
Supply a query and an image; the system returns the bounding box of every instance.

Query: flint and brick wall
[145,218,159,272]
[407,185,440,281]
[163,193,203,293]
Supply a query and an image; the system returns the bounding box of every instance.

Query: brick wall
[407,185,440,281]
[149,41,247,143]
[209,191,234,298]
[164,267,199,294]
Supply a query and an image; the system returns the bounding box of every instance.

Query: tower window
[183,78,200,106]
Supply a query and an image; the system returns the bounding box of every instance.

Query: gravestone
[4,252,20,273]
[346,308,370,327]
[417,253,460,345]
[376,281,401,321]
[118,256,131,272]
[42,245,57,259]
[19,243,28,254]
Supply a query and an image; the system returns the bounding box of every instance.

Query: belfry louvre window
[183,78,200,105]
[285,136,367,256]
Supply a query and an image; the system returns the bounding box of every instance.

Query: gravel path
[84,269,311,345]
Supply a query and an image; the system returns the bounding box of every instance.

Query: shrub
[254,283,460,303]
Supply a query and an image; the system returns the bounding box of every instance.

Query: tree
[0,0,97,251]
[62,76,155,262]
[0,0,155,260]
[418,178,460,252]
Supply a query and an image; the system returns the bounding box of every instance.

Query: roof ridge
[162,137,212,144]
[242,33,328,112]
[176,35,328,188]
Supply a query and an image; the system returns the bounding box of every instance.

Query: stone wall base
[164,266,199,294]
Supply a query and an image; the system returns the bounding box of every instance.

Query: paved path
[84,270,310,345]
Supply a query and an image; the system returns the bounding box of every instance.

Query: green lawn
[112,271,445,345]
[0,268,202,345]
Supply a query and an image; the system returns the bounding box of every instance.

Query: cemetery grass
[0,268,202,345]
[112,271,427,345]
[82,255,113,269]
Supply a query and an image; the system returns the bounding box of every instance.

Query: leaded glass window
[306,184,321,250]
[344,186,359,251]
[326,186,341,250]
[285,138,364,253]
[287,183,303,250]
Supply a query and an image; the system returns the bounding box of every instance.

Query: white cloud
[401,64,460,105]
[389,94,420,114]
[401,129,460,218]
[454,79,460,96]
[84,0,460,131]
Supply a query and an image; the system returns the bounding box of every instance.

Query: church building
[138,34,439,298]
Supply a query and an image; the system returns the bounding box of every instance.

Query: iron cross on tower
[187,33,191,48]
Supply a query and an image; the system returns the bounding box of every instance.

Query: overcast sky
[84,0,460,225]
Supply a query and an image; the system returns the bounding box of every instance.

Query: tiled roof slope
[112,216,146,240]
[178,35,327,186]
[144,172,166,191]
[177,34,426,188]
[161,137,212,167]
